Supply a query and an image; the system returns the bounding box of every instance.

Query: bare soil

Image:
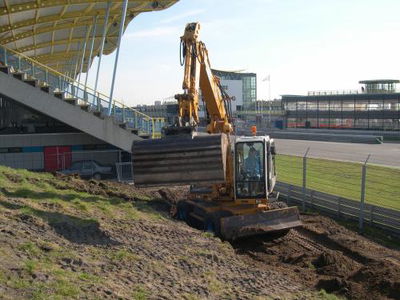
[0,171,399,299]
[232,214,400,300]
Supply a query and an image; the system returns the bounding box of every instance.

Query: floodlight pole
[108,0,129,116]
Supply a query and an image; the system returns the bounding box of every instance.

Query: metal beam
[0,17,114,45]
[78,25,91,83]
[0,6,157,34]
[95,1,111,109]
[84,15,98,100]
[108,0,129,115]
[0,0,176,17]
[15,34,119,54]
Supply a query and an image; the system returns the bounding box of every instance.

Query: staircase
[0,45,163,152]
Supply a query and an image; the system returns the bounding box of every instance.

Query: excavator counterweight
[132,134,228,187]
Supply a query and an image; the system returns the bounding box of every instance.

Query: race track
[274,139,400,168]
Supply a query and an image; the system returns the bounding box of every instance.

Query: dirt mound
[350,261,400,300]
[0,170,314,299]
[1,169,399,299]
[233,214,400,300]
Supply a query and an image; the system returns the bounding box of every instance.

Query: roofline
[359,79,400,84]
[212,69,256,76]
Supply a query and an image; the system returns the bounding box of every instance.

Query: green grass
[23,259,38,275]
[0,165,170,299]
[276,154,400,210]
[0,165,144,221]
[317,289,344,300]
[109,249,139,262]
[132,285,149,300]
[18,242,41,256]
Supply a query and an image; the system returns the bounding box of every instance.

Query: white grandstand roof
[0,0,178,73]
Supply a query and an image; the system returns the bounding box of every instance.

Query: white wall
[198,79,243,118]
[220,79,243,110]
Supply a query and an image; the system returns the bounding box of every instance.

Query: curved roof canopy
[0,0,177,73]
[359,79,400,84]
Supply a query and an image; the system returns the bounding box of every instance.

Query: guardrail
[236,110,284,116]
[0,44,164,138]
[308,90,359,96]
[276,182,400,237]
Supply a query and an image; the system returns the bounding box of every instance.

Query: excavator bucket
[132,134,229,187]
[220,206,302,240]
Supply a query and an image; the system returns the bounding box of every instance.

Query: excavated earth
[0,169,399,299]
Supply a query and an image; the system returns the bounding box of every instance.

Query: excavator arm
[132,23,233,187]
[173,22,233,135]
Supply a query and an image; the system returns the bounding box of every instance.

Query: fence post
[3,47,7,65]
[287,184,292,205]
[310,190,314,208]
[122,104,126,124]
[369,206,374,226]
[359,154,370,232]
[302,147,310,211]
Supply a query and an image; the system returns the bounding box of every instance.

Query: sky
[84,0,400,106]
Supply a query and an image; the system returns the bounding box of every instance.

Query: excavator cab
[235,137,276,200]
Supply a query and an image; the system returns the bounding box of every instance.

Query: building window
[355,101,369,111]
[250,77,256,88]
[342,102,354,111]
[287,118,297,128]
[330,101,341,111]
[297,101,307,110]
[354,119,369,129]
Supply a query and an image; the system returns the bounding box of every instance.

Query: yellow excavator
[132,22,301,240]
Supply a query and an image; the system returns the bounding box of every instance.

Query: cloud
[125,26,180,38]
[159,9,205,24]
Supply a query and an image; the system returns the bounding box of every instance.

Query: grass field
[276,155,400,210]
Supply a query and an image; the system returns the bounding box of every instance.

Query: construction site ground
[0,165,399,299]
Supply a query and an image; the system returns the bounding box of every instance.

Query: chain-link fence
[0,150,131,180]
[115,162,133,183]
[275,148,400,233]
[276,149,400,211]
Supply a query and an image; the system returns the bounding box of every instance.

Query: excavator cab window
[235,142,266,199]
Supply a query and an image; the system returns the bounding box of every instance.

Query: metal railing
[0,44,164,139]
[275,150,400,234]
[277,182,400,236]
[308,90,359,96]
[115,162,134,183]
[236,110,285,116]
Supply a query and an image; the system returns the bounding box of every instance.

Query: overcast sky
[84,0,400,106]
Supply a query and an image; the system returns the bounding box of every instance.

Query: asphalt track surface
[274,139,400,168]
